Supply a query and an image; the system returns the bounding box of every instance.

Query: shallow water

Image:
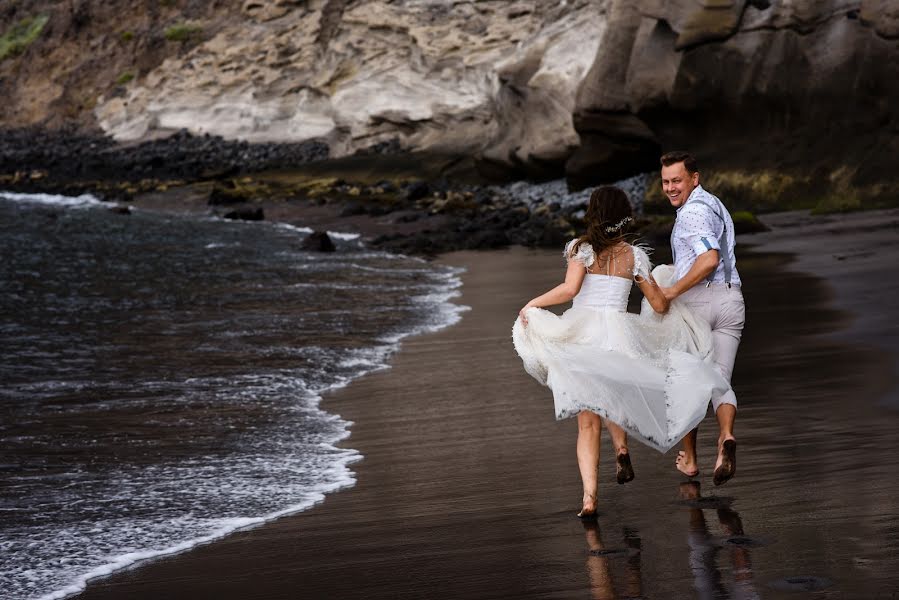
[0,192,466,600]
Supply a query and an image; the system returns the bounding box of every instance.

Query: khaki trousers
[680,284,746,412]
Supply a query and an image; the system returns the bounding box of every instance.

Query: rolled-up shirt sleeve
[679,205,720,255]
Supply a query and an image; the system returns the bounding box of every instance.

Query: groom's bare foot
[675,450,699,478]
[713,438,737,486]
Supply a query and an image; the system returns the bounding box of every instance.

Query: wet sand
[74,210,899,599]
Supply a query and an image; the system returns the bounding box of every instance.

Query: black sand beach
[73,209,899,600]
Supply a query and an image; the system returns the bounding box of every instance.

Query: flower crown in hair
[604,216,632,233]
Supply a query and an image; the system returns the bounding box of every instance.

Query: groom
[658,151,746,485]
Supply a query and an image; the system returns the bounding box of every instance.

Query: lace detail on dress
[564,239,595,268]
[631,244,653,281]
[566,240,653,281]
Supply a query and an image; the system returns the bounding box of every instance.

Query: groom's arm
[661,250,719,300]
[663,203,721,300]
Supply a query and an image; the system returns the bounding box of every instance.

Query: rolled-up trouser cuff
[713,389,737,412]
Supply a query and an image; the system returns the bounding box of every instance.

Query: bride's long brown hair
[571,185,635,257]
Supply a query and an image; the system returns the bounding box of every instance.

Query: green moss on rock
[811,189,863,215]
[207,179,276,205]
[164,23,203,42]
[644,167,897,216]
[731,211,768,233]
[0,14,48,62]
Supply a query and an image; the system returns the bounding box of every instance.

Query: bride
[513,186,729,518]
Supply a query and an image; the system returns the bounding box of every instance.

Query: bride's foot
[675,450,700,478]
[577,492,598,519]
[616,450,635,484]
[713,438,737,486]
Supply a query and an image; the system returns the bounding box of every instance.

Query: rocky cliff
[1,0,897,201]
[95,0,605,183]
[569,0,899,202]
[1,0,604,182]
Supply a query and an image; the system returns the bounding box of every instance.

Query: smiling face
[660,161,700,208]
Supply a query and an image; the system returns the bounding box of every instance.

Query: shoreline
[0,191,467,600]
[69,208,899,599]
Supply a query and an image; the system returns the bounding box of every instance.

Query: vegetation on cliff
[0,0,895,239]
[0,13,47,61]
[163,22,203,42]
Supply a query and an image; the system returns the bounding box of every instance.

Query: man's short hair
[660,151,698,174]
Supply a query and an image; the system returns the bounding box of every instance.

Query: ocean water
[0,192,467,600]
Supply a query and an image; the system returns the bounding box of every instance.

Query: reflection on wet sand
[680,481,759,600]
[70,223,899,600]
[583,521,642,599]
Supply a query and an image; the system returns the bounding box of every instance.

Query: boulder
[301,231,336,252]
[568,0,899,189]
[223,207,264,221]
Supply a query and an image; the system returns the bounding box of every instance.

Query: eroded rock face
[94,0,606,180]
[569,0,899,187]
[0,0,244,129]
[3,0,896,192]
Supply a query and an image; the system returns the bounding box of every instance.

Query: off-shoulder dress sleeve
[564,239,595,268]
[631,244,653,281]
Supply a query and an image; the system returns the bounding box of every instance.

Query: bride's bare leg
[605,420,627,455]
[676,428,700,477]
[577,411,602,516]
[605,420,635,484]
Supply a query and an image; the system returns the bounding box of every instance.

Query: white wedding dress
[512,241,730,453]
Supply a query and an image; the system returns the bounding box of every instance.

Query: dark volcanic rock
[339,201,367,217]
[0,127,329,185]
[569,0,899,191]
[404,181,430,202]
[370,194,577,255]
[731,211,769,234]
[301,231,336,252]
[223,207,264,221]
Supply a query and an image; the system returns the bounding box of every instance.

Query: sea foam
[0,191,468,600]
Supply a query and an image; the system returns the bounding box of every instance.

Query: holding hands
[519,302,537,325]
